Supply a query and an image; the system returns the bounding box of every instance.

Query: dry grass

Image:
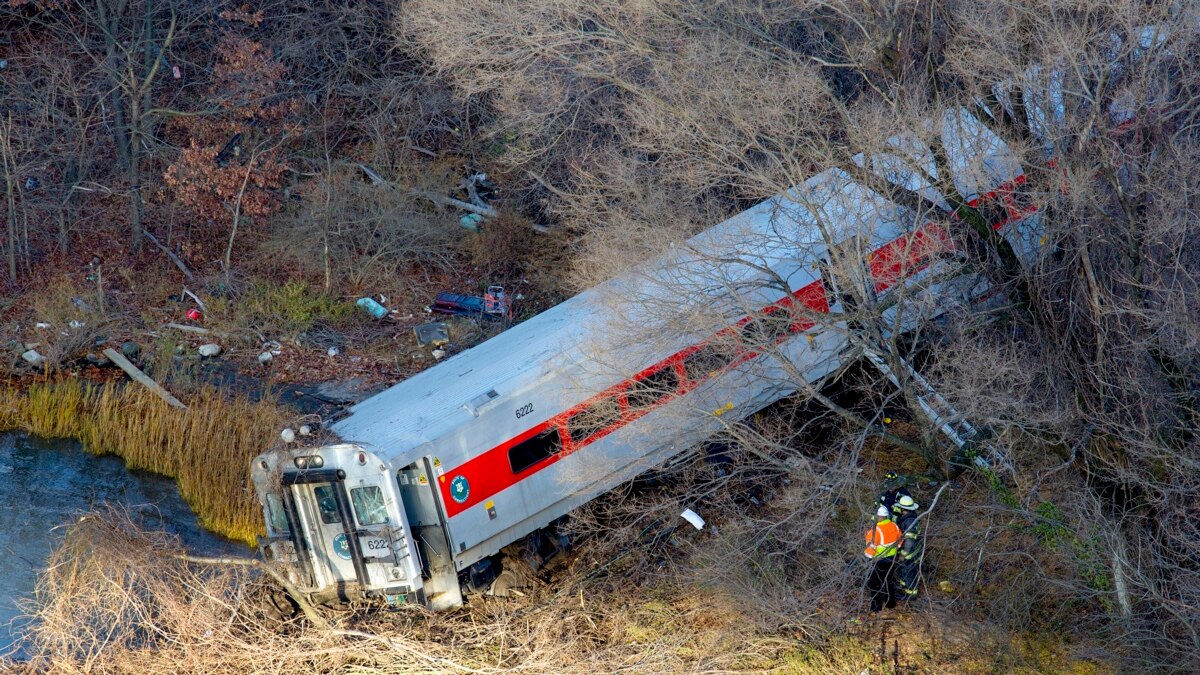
[0,381,288,545]
[1,507,1110,674]
[3,510,792,673]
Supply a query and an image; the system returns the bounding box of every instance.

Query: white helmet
[897,495,918,511]
[876,505,890,518]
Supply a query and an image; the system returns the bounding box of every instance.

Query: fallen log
[102,347,187,410]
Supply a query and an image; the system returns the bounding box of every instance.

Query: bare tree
[403,0,1200,665]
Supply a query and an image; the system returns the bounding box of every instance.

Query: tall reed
[0,382,289,545]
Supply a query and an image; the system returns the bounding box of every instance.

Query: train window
[569,397,622,444]
[351,486,389,526]
[313,485,342,524]
[683,344,736,382]
[739,312,793,348]
[626,365,680,411]
[265,493,290,534]
[1008,181,1035,215]
[509,427,563,474]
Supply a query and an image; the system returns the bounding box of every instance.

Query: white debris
[68,320,86,330]
[35,322,50,329]
[280,428,296,443]
[680,508,705,530]
[21,349,45,366]
[299,424,313,436]
[327,346,339,357]
[432,348,446,360]
[198,343,222,357]
[258,351,273,364]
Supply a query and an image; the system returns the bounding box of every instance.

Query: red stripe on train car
[440,174,1041,518]
[439,279,832,518]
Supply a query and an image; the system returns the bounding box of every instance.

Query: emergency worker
[893,495,923,598]
[864,505,901,611]
[877,470,914,516]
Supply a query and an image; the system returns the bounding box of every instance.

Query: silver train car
[252,39,1155,608]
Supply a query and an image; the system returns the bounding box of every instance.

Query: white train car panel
[251,95,1066,609]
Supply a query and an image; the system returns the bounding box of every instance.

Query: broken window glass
[351,486,389,526]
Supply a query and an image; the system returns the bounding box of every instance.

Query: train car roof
[330,107,1018,464]
[329,177,840,464]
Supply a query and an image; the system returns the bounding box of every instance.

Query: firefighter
[877,470,914,515]
[893,494,923,599]
[864,505,902,611]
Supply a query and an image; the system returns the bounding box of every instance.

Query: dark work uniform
[867,557,897,611]
[894,511,923,598]
[877,485,914,516]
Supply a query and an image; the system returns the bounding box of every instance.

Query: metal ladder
[859,344,991,471]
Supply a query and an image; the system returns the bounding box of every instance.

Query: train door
[291,480,360,589]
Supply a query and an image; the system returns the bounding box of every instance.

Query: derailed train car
[250,39,1156,609]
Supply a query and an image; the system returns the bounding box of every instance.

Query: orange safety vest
[864,519,902,559]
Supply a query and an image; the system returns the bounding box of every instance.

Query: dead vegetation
[4,471,1106,674]
[0,382,288,544]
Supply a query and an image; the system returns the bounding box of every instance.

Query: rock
[21,349,45,366]
[85,352,110,367]
[198,343,222,357]
[121,341,140,358]
[280,428,296,443]
[258,351,273,364]
[299,424,313,436]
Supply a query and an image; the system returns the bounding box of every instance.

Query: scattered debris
[71,296,94,313]
[326,346,339,357]
[413,321,450,346]
[165,322,218,336]
[185,308,203,321]
[299,425,313,436]
[103,347,187,410]
[35,322,50,329]
[432,348,446,360]
[280,428,296,443]
[121,342,141,359]
[356,296,389,319]
[680,508,706,530]
[258,351,274,365]
[67,320,86,330]
[429,288,510,320]
[21,349,45,367]
[198,343,222,357]
[460,213,485,232]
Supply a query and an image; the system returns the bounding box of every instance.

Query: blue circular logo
[332,533,352,560]
[450,475,470,503]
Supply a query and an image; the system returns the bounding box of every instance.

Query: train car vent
[463,389,501,417]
